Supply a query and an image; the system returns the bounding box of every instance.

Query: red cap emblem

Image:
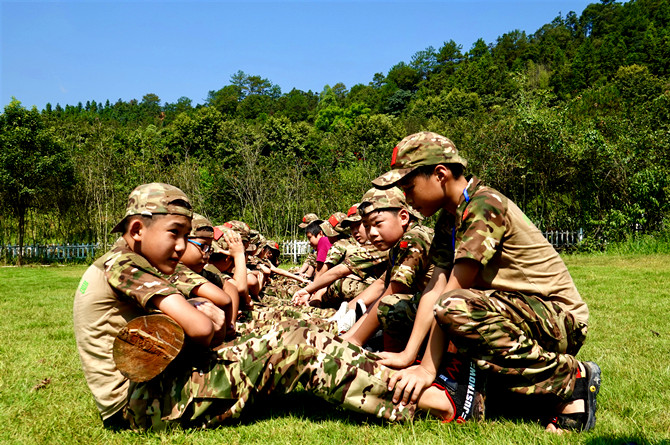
[391,145,399,167]
[328,214,339,227]
[347,205,358,217]
[399,240,408,249]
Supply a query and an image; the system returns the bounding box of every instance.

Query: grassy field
[0,254,668,444]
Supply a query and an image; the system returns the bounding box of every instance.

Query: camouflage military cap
[372,132,467,188]
[340,203,362,228]
[266,239,280,253]
[211,225,235,253]
[320,212,347,237]
[111,183,193,233]
[298,213,319,229]
[223,220,250,243]
[189,213,214,239]
[358,187,422,220]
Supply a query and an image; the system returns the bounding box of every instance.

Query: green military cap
[298,213,320,229]
[372,131,467,188]
[358,187,422,220]
[111,183,193,233]
[320,212,347,237]
[189,213,214,239]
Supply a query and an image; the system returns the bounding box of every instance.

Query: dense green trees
[1,0,669,259]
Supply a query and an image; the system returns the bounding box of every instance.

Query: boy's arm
[378,260,479,368]
[385,259,480,404]
[292,263,351,304]
[152,293,214,346]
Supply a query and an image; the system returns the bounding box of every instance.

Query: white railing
[280,240,311,263]
[1,243,99,261]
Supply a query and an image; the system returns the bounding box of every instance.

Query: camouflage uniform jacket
[430,176,588,324]
[73,238,208,420]
[384,221,434,293]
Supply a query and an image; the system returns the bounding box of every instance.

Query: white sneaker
[337,307,358,334]
[327,302,348,323]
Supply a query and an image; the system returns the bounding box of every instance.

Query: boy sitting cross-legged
[340,187,434,350]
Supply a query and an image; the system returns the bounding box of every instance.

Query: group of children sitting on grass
[73,131,601,434]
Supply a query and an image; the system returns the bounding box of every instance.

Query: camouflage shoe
[372,131,468,188]
[358,187,422,220]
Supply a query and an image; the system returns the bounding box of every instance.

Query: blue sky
[1,0,595,110]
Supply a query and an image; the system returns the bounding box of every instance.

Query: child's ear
[128,218,145,242]
[398,209,411,227]
[434,164,451,183]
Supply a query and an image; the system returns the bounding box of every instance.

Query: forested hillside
[1,0,669,256]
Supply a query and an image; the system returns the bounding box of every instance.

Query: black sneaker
[549,361,602,432]
[431,353,486,422]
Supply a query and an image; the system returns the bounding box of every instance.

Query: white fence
[0,243,99,261]
[0,230,584,263]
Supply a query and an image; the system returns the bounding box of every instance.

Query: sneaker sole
[582,361,602,431]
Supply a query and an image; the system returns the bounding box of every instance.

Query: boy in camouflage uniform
[341,187,434,351]
[374,131,601,433]
[74,183,483,430]
[292,205,388,309]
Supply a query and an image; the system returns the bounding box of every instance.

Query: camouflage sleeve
[103,249,186,310]
[387,225,432,289]
[325,239,348,266]
[428,210,455,270]
[170,263,210,297]
[454,188,506,267]
[344,243,389,278]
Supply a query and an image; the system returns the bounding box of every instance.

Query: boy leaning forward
[374,132,601,433]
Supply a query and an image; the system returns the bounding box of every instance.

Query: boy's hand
[291,288,310,305]
[377,350,415,369]
[387,364,436,405]
[224,230,244,256]
[189,299,226,345]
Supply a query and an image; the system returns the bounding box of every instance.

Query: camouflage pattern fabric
[358,187,422,220]
[111,183,193,233]
[434,288,587,400]
[384,221,434,292]
[377,291,423,348]
[104,239,208,307]
[321,275,372,305]
[124,320,416,430]
[372,131,467,188]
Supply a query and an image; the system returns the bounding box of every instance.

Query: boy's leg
[124,320,415,430]
[434,288,598,430]
[377,292,422,351]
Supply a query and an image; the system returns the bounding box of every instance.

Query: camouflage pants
[124,320,415,430]
[321,275,373,307]
[434,289,587,401]
[377,292,422,349]
[237,301,338,336]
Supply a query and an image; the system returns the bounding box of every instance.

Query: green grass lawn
[0,255,668,444]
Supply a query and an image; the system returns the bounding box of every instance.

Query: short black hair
[402,163,464,184]
[305,220,324,237]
